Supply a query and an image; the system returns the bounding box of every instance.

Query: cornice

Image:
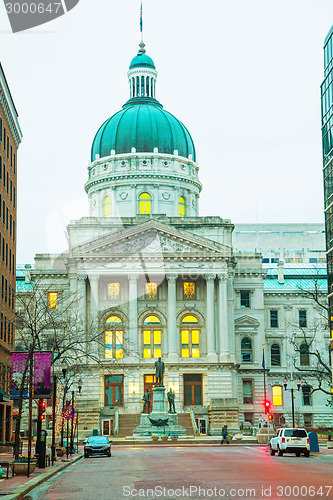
[0,68,22,147]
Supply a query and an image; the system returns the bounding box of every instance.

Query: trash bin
[308,431,319,452]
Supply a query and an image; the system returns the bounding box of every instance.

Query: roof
[264,279,327,291]
[129,53,155,70]
[265,267,327,277]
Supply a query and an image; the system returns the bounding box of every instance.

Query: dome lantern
[128,42,157,99]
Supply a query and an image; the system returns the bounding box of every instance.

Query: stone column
[128,274,139,356]
[218,273,230,362]
[77,275,87,329]
[167,274,178,361]
[89,275,100,325]
[205,274,217,361]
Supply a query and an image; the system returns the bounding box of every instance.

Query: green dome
[91,99,196,161]
[130,53,155,69]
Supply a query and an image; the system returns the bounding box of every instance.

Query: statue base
[133,386,186,437]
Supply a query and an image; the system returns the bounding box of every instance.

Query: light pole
[283,376,301,428]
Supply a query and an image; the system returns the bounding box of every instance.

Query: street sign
[62,404,75,420]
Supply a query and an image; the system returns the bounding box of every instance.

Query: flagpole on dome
[138,1,146,54]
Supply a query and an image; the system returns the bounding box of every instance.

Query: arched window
[139,192,152,214]
[179,196,186,217]
[105,315,123,359]
[241,337,252,363]
[143,315,162,358]
[271,344,281,366]
[181,315,200,358]
[103,196,111,217]
[300,343,310,366]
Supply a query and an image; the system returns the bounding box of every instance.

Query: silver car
[84,436,111,458]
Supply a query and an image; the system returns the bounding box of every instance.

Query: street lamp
[61,359,68,378]
[283,375,301,428]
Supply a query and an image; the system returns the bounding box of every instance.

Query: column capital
[88,274,100,282]
[77,274,87,282]
[166,274,178,282]
[204,274,216,282]
[217,273,227,282]
[128,274,139,283]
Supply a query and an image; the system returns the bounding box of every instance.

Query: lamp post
[283,376,301,428]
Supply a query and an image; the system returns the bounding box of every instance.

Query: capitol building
[17,42,332,436]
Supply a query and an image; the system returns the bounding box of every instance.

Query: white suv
[270,428,310,457]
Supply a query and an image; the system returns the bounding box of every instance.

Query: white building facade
[17,45,332,436]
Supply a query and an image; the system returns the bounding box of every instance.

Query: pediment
[235,315,260,328]
[71,220,231,259]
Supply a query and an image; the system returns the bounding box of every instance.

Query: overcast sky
[0,0,332,264]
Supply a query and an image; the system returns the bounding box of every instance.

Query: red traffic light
[41,401,46,409]
[268,414,273,421]
[264,401,271,414]
[40,414,45,420]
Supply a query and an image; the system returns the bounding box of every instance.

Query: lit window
[146,282,158,300]
[143,316,162,358]
[272,385,283,406]
[181,316,200,357]
[105,316,123,359]
[103,196,111,217]
[48,292,58,309]
[108,282,120,300]
[139,193,152,214]
[241,337,252,363]
[179,196,186,217]
[183,282,196,300]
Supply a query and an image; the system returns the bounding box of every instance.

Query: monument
[133,358,186,437]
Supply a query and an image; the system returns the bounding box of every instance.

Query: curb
[2,454,83,500]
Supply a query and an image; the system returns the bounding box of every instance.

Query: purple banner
[11,353,29,399]
[33,352,51,398]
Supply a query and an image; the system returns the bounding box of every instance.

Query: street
[29,445,333,500]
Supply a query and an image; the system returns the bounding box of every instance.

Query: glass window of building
[241,337,252,363]
[270,344,281,366]
[107,282,120,300]
[178,196,186,217]
[242,380,253,404]
[272,385,283,406]
[146,282,158,300]
[143,315,162,358]
[302,386,312,406]
[299,310,307,328]
[104,375,123,407]
[103,196,111,217]
[181,315,200,358]
[300,343,310,366]
[139,193,152,214]
[48,292,58,310]
[183,281,196,300]
[240,291,250,308]
[105,316,123,359]
[184,374,202,406]
[270,310,278,328]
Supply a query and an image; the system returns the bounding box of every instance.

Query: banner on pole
[11,352,29,399]
[33,352,52,398]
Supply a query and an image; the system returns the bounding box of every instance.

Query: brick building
[0,63,22,441]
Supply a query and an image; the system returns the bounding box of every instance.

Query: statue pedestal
[133,386,186,437]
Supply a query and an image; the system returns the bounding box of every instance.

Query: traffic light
[39,400,46,422]
[264,401,270,414]
[268,414,273,421]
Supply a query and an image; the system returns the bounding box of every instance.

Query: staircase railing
[114,408,119,437]
[189,408,199,435]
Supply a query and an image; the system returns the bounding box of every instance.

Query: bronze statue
[154,357,165,387]
[142,388,151,413]
[167,388,176,413]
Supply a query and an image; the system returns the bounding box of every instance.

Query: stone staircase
[177,413,195,435]
[117,413,141,437]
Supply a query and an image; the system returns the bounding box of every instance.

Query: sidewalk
[0,450,83,497]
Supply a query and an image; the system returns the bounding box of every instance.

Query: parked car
[269,428,310,457]
[84,436,111,458]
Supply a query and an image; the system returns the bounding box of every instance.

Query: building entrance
[144,374,156,406]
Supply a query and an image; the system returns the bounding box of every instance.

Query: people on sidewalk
[221,425,229,445]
